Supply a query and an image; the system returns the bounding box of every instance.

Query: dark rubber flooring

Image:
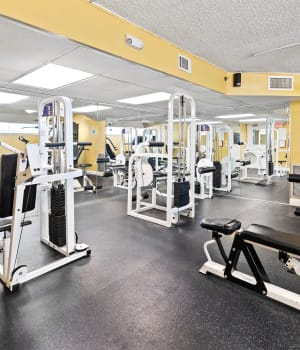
[1,178,300,350]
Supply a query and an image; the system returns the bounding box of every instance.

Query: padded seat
[79,163,92,168]
[201,217,241,235]
[242,224,300,256]
[241,160,251,166]
[198,166,216,174]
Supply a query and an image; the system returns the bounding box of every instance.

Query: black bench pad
[198,166,216,174]
[201,218,241,235]
[242,224,300,256]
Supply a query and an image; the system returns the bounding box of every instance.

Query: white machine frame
[127,93,196,228]
[200,229,300,310]
[0,96,90,291]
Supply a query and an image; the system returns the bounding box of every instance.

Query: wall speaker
[233,73,241,87]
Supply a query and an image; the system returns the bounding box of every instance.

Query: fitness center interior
[0,2,300,349]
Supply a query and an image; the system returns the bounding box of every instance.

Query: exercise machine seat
[242,224,300,256]
[239,160,251,166]
[201,218,241,235]
[288,174,300,183]
[79,163,92,169]
[198,166,216,174]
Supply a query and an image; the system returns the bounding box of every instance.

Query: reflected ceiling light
[25,109,37,114]
[14,63,93,89]
[201,121,224,124]
[118,92,171,105]
[173,118,202,123]
[73,105,111,113]
[216,113,255,119]
[239,118,266,123]
[0,91,28,104]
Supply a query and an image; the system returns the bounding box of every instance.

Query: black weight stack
[213,161,222,188]
[49,184,66,247]
[174,180,190,207]
[194,181,200,194]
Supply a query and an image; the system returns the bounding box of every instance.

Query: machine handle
[149,141,165,147]
[45,142,65,148]
[77,142,92,146]
[18,136,29,144]
[288,174,300,183]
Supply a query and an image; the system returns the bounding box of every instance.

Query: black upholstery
[0,154,36,218]
[79,163,92,168]
[201,217,241,235]
[242,224,300,256]
[198,166,216,174]
[240,160,251,166]
[288,174,300,183]
[106,143,116,160]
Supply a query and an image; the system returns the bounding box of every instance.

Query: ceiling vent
[268,76,294,90]
[178,54,191,73]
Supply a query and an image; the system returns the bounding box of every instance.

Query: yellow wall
[0,134,39,155]
[290,101,300,168]
[0,0,226,93]
[2,1,300,97]
[73,114,106,170]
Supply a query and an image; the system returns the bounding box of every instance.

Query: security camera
[125,34,144,50]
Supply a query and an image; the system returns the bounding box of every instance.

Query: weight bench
[200,217,300,310]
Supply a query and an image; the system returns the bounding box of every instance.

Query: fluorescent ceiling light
[204,121,224,124]
[216,113,255,119]
[118,92,171,105]
[25,109,37,114]
[239,118,266,123]
[173,118,202,123]
[14,63,93,89]
[73,105,111,113]
[0,91,28,104]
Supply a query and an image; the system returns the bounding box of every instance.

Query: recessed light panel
[73,105,111,113]
[118,92,171,105]
[14,63,93,89]
[216,113,255,119]
[0,92,28,104]
[25,109,37,114]
[239,118,266,123]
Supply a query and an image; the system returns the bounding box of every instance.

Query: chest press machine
[0,96,90,291]
[199,174,300,310]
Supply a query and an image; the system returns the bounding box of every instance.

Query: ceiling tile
[0,17,78,82]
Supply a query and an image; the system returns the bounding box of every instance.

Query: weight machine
[127,93,196,227]
[0,96,90,291]
[239,117,274,185]
[111,128,139,190]
[73,141,102,193]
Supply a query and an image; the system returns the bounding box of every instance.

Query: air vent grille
[178,54,191,73]
[268,76,294,90]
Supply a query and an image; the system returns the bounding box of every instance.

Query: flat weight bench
[200,217,300,310]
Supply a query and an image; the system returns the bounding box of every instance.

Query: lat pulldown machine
[0,96,90,291]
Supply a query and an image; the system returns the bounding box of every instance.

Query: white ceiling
[0,15,292,126]
[94,0,300,73]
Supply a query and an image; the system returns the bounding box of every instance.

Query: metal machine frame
[200,224,300,310]
[127,93,196,227]
[0,96,90,291]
